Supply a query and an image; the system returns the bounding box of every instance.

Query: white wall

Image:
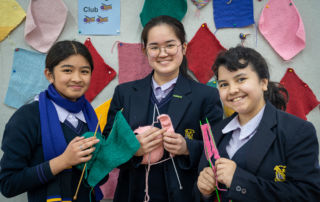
[0,0,319,201]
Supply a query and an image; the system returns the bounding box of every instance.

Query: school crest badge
[185,129,195,140]
[274,165,286,182]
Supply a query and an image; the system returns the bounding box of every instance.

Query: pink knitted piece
[201,124,220,160]
[99,168,119,199]
[157,114,174,132]
[259,0,305,60]
[24,0,67,53]
[118,42,152,84]
[134,114,175,164]
[134,126,164,164]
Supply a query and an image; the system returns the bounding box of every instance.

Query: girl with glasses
[103,15,223,202]
[196,46,320,201]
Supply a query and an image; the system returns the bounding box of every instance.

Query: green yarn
[140,0,187,27]
[76,111,140,187]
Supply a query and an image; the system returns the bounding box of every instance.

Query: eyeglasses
[146,44,182,58]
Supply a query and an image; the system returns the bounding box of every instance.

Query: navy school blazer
[196,101,320,202]
[103,73,223,202]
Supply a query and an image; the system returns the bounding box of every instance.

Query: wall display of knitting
[24,0,67,53]
[186,23,225,84]
[191,0,210,9]
[78,0,120,35]
[5,48,48,109]
[212,0,254,29]
[259,0,305,60]
[116,42,153,84]
[84,38,116,102]
[0,0,25,42]
[280,68,319,120]
[140,0,187,27]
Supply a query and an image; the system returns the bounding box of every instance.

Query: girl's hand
[163,131,189,155]
[135,127,165,156]
[197,167,216,197]
[50,136,100,175]
[215,158,237,188]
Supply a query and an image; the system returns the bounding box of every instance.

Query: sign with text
[78,0,120,35]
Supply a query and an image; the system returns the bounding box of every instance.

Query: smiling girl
[103,15,223,202]
[196,46,320,201]
[0,40,102,202]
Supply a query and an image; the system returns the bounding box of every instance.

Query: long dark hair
[212,46,288,110]
[141,15,193,80]
[46,40,93,73]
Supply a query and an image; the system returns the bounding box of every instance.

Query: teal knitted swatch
[77,111,140,187]
[140,0,187,27]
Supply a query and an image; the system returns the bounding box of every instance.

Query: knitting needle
[73,114,102,200]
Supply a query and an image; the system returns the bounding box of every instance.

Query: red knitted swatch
[84,38,116,102]
[280,68,319,120]
[186,23,225,84]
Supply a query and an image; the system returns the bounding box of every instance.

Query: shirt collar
[51,101,86,123]
[151,76,178,92]
[222,105,266,140]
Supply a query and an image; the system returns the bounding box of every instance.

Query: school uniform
[0,85,102,202]
[196,101,320,202]
[103,72,223,202]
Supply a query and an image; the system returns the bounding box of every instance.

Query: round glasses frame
[146,44,182,58]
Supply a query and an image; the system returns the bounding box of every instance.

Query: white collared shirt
[222,105,266,159]
[151,76,178,102]
[52,101,86,128]
[34,95,86,128]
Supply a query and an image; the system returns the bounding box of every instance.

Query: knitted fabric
[280,68,319,120]
[24,0,67,53]
[95,99,112,131]
[140,0,187,27]
[259,0,305,60]
[5,48,48,109]
[84,38,116,102]
[77,111,140,187]
[117,42,152,84]
[99,168,119,199]
[94,99,117,199]
[134,126,163,164]
[191,0,210,9]
[212,0,254,29]
[0,0,25,42]
[186,23,225,84]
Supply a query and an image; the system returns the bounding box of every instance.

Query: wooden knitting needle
[73,114,102,200]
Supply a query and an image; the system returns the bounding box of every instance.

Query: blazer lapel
[128,74,153,128]
[215,114,237,145]
[246,102,277,174]
[167,75,192,130]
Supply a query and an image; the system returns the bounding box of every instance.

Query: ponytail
[264,81,288,111]
[179,56,195,81]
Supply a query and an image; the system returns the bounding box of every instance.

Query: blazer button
[236,185,241,192]
[241,188,247,194]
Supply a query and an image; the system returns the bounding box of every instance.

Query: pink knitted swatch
[118,42,152,84]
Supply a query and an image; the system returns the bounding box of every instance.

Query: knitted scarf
[39,84,102,201]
